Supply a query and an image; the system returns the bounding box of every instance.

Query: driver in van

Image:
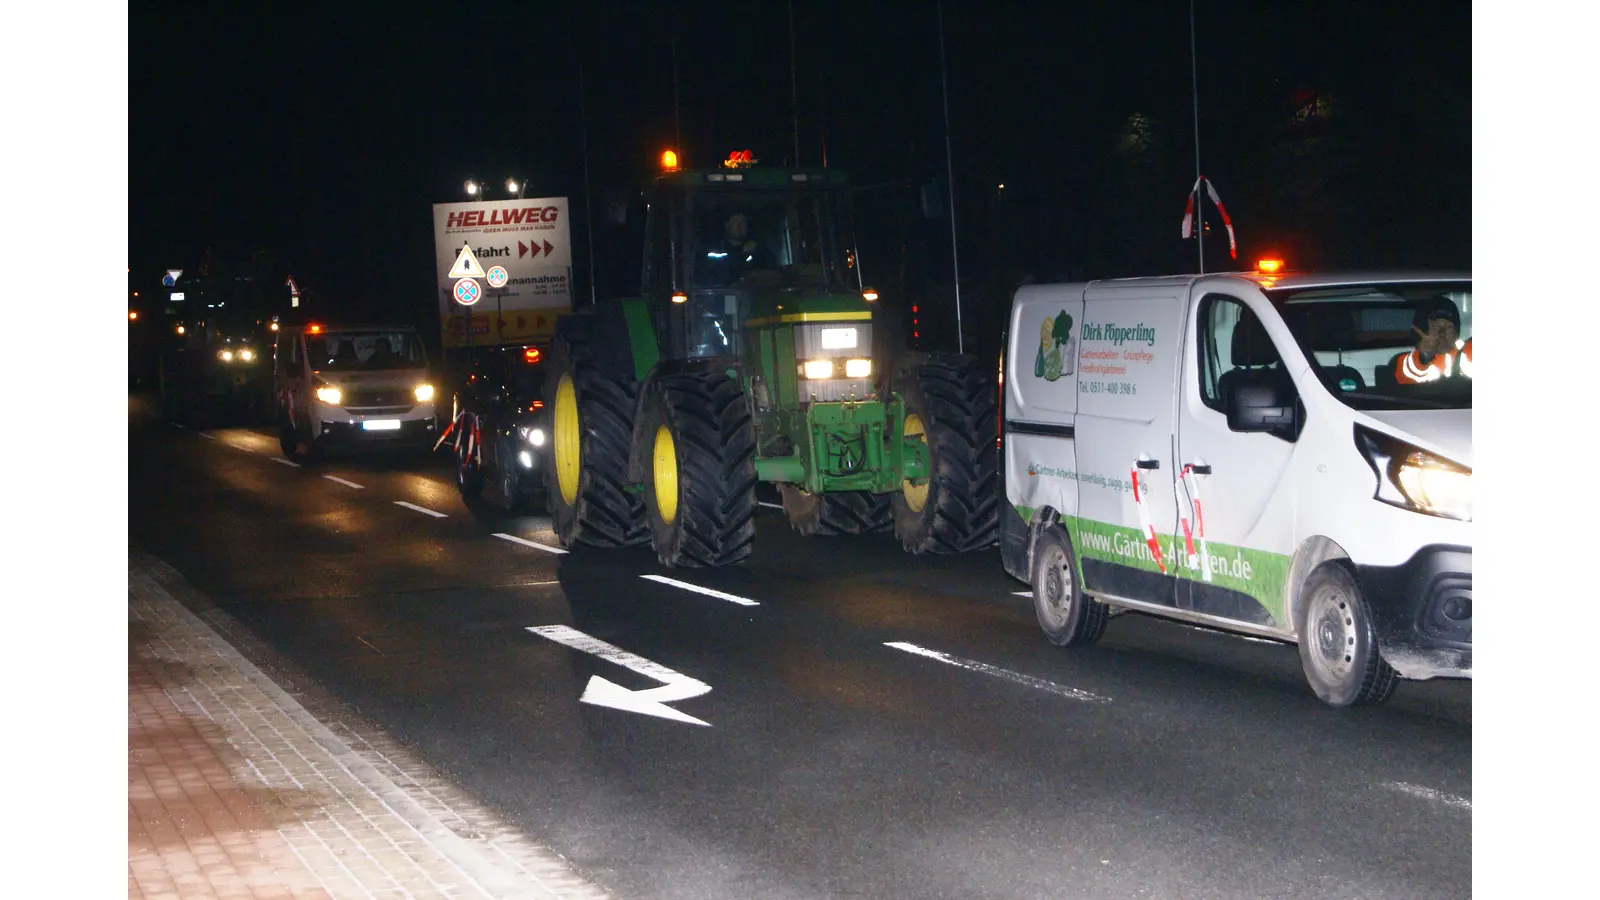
[1392,296,1472,383]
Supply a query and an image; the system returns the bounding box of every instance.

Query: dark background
[128,0,1470,360]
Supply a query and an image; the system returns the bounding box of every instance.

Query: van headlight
[315,385,343,406]
[414,383,435,403]
[520,426,546,447]
[1355,425,1471,521]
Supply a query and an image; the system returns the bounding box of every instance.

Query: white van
[1000,270,1471,707]
[272,323,440,456]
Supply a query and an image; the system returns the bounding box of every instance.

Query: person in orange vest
[1393,297,1471,384]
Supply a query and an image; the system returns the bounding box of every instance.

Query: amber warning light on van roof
[1256,258,1285,274]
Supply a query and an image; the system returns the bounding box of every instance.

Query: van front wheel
[1031,525,1108,647]
[1296,563,1398,707]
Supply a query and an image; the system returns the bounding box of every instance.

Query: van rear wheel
[1030,525,1108,647]
[1296,563,1398,707]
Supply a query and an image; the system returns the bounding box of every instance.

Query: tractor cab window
[689,190,841,289]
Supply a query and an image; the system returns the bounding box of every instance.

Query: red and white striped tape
[1181,176,1238,260]
[1181,464,1213,582]
[1130,464,1166,574]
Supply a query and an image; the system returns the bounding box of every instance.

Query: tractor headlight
[802,359,835,379]
[315,385,343,406]
[1355,425,1471,521]
[414,383,435,403]
[844,359,872,379]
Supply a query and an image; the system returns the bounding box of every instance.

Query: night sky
[129,0,1470,350]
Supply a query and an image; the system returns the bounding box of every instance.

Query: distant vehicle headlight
[218,350,235,362]
[414,383,435,403]
[238,348,255,362]
[315,385,343,405]
[523,427,546,447]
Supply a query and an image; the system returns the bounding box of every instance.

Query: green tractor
[543,152,997,567]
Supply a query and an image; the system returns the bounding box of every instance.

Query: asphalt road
[128,394,1471,900]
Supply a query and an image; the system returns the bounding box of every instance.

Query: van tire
[544,319,648,548]
[889,353,999,554]
[278,415,297,457]
[1030,525,1109,647]
[1295,563,1399,707]
[638,370,758,567]
[779,486,892,536]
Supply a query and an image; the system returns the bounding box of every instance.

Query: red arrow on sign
[543,240,554,257]
[536,314,547,328]
[519,240,543,259]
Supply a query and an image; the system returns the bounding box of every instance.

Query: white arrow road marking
[323,475,364,489]
[1381,781,1471,811]
[271,457,301,468]
[493,532,568,555]
[640,574,760,607]
[885,641,1112,704]
[528,625,711,726]
[394,501,448,518]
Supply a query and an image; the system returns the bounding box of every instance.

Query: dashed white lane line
[758,501,784,510]
[1013,591,1032,597]
[1381,781,1471,811]
[394,501,448,518]
[197,432,217,441]
[323,475,365,489]
[885,641,1112,704]
[492,533,568,555]
[271,457,301,468]
[640,574,760,607]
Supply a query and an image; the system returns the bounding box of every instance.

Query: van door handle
[1136,458,1160,470]
[1187,463,1212,475]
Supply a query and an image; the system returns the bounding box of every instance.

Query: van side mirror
[1226,379,1298,440]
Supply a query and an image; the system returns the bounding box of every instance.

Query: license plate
[362,419,401,431]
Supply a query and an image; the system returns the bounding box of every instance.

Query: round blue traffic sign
[454,277,482,306]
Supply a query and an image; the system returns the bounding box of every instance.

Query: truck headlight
[414,383,435,403]
[315,385,343,406]
[844,359,872,379]
[802,359,835,379]
[1355,425,1471,521]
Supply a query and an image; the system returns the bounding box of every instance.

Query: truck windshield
[689,189,847,290]
[1270,282,1472,410]
[311,331,427,371]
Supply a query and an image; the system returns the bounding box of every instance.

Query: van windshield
[309,331,428,371]
[1268,281,1472,411]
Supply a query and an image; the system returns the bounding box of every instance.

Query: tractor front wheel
[639,370,758,567]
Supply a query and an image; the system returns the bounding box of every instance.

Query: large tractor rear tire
[544,319,648,548]
[638,370,758,567]
[890,352,999,554]
[779,486,892,536]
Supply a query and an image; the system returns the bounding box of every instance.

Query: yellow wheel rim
[653,424,679,525]
[901,413,929,513]
[555,375,580,505]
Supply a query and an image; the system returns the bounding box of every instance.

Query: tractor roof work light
[861,287,880,302]
[661,149,680,172]
[723,149,757,169]
[671,292,689,304]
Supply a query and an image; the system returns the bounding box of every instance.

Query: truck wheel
[1295,563,1399,707]
[639,370,758,567]
[889,353,999,554]
[1031,524,1108,646]
[544,324,647,547]
[779,486,891,536]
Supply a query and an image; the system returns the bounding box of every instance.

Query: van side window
[1198,295,1291,413]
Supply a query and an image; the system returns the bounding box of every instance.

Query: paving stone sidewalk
[129,560,612,900]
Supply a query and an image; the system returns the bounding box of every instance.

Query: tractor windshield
[689,188,850,290]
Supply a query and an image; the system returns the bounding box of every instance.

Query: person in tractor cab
[702,211,777,286]
[1391,296,1472,384]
